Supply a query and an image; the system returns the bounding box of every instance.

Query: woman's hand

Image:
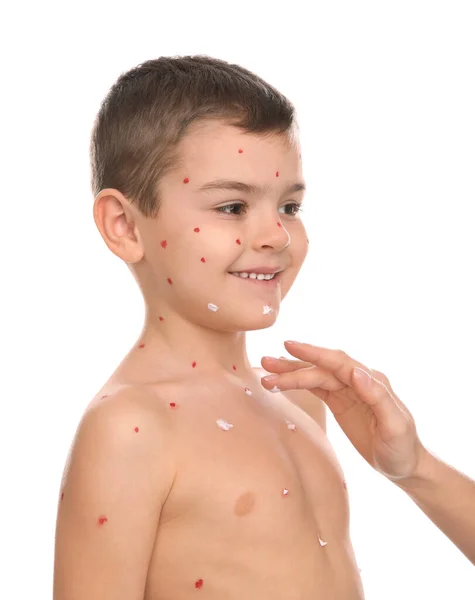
[260,341,427,482]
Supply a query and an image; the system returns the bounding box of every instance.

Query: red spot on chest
[200,257,206,262]
[98,515,108,526]
[194,227,200,232]
[236,239,241,245]
[192,361,197,368]
[134,427,139,433]
[167,278,173,285]
[160,240,167,249]
[159,316,165,321]
[170,402,176,408]
[195,579,204,589]
[276,170,280,177]
[138,343,145,348]
[238,148,243,153]
[232,365,237,370]
[183,177,190,184]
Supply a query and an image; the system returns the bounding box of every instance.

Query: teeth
[230,272,276,280]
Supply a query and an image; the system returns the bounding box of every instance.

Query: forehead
[177,120,301,173]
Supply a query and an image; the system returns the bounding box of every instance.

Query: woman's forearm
[395,447,475,565]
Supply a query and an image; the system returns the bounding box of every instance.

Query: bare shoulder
[254,367,327,434]
[54,386,176,599]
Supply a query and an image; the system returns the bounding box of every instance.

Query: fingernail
[262,356,279,361]
[262,374,279,382]
[285,340,300,345]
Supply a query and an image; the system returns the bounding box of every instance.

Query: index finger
[283,341,372,385]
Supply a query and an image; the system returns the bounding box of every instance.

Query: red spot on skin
[167,278,173,285]
[200,257,206,263]
[277,222,282,227]
[232,365,237,371]
[343,481,347,490]
[192,361,197,368]
[134,427,139,433]
[238,148,243,153]
[61,492,64,501]
[170,402,176,408]
[100,395,108,399]
[276,171,280,177]
[194,227,200,232]
[98,515,108,526]
[195,579,204,589]
[160,240,167,249]
[236,239,241,245]
[159,316,164,321]
[139,343,145,348]
[184,177,190,184]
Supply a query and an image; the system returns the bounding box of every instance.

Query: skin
[62,120,366,598]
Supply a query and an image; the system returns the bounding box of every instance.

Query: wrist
[394,445,438,491]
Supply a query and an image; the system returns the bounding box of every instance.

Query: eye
[215,201,304,217]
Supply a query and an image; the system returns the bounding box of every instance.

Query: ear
[93,189,144,263]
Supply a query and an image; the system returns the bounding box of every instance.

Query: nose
[252,215,291,251]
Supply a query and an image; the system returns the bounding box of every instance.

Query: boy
[53,55,365,599]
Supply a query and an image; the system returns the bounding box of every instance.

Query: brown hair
[89,55,298,218]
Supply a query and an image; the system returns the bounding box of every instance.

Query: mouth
[227,271,283,286]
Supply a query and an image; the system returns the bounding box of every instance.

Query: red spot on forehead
[200,257,206,263]
[277,222,282,227]
[170,402,176,408]
[183,177,190,184]
[160,240,167,249]
[192,361,197,368]
[236,239,241,245]
[238,148,243,153]
[194,227,200,232]
[232,365,237,370]
[134,427,139,433]
[167,278,173,285]
[195,579,204,589]
[276,171,280,177]
[98,515,108,526]
[159,316,164,321]
[139,343,145,348]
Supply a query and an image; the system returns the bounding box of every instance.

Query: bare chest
[143,378,363,599]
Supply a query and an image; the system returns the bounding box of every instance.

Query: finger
[261,356,315,373]
[283,342,370,387]
[261,364,343,392]
[352,368,410,440]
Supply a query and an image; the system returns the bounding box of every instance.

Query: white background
[1,1,474,598]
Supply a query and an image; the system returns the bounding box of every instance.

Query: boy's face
[135,120,308,333]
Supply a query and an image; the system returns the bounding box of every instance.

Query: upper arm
[53,392,176,600]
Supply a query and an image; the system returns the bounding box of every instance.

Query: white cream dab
[285,420,297,431]
[282,488,289,496]
[244,387,252,396]
[216,418,233,431]
[263,305,274,315]
[318,536,328,547]
[208,303,219,312]
[269,385,281,393]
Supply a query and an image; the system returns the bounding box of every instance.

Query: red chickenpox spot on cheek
[195,579,204,589]
[167,278,173,285]
[236,239,241,245]
[134,427,139,433]
[98,515,108,526]
[200,257,206,263]
[232,365,237,371]
[277,222,282,228]
[192,361,197,368]
[194,227,200,233]
[160,240,167,249]
[159,316,165,321]
[183,177,190,184]
[170,402,176,408]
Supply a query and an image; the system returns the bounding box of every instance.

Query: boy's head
[91,55,308,335]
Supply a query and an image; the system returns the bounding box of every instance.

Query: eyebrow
[197,179,306,195]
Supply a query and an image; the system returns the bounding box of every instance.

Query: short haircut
[89,55,298,218]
